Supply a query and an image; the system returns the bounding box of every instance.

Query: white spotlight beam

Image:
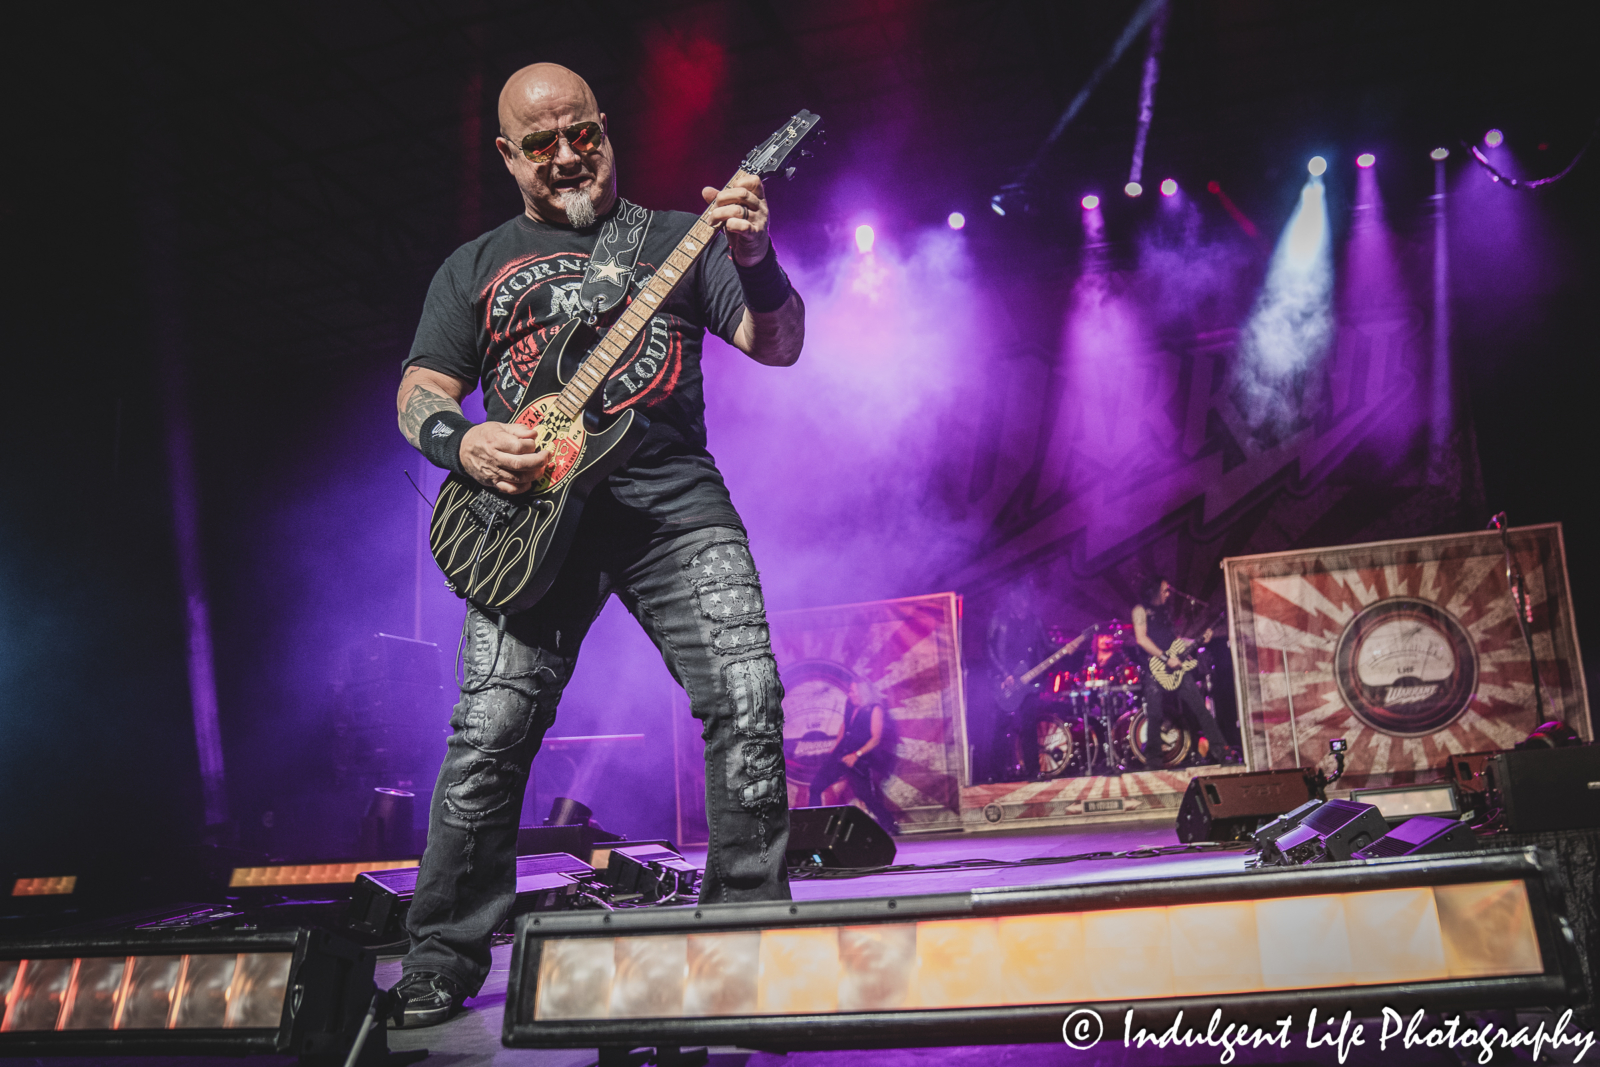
[1127,0,1169,187]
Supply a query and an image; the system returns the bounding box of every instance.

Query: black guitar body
[994,660,1037,714]
[429,317,649,615]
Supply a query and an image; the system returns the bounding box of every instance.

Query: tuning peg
[784,167,796,181]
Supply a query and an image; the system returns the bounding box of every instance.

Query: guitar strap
[578,198,653,316]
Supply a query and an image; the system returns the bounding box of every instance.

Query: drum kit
[1005,621,1202,778]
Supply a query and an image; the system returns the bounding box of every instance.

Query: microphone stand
[1489,512,1548,720]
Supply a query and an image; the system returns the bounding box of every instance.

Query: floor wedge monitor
[503,847,1581,1052]
[1176,769,1322,843]
[785,806,896,869]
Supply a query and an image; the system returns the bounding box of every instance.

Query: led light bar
[1351,782,1460,822]
[227,859,417,889]
[11,877,76,897]
[504,848,1580,1051]
[0,927,380,1058]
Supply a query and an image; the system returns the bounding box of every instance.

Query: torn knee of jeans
[723,656,784,737]
[443,757,522,820]
[731,737,786,812]
[458,685,548,752]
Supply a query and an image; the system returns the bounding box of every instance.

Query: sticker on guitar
[512,393,584,493]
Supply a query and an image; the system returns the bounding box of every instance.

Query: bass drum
[1035,711,1103,779]
[1113,706,1193,769]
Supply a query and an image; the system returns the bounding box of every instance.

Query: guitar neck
[1175,611,1226,641]
[1021,628,1092,684]
[550,174,748,421]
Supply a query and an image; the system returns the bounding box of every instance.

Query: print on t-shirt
[481,252,686,416]
[405,207,749,531]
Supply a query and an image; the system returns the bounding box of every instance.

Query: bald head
[497,63,598,137]
[495,63,616,226]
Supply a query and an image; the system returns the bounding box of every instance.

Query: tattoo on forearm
[398,379,461,447]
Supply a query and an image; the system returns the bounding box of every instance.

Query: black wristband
[734,242,793,313]
[418,410,473,475]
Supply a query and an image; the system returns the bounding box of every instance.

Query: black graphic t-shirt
[405,205,748,532]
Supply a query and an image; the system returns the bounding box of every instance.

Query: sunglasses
[514,121,604,161]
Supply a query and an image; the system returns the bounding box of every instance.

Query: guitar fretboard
[550,174,749,420]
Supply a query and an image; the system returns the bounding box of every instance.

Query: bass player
[391,63,805,1028]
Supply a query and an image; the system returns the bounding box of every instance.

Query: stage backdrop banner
[1222,524,1588,788]
[674,592,967,845]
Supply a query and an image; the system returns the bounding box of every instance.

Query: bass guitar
[1146,610,1227,691]
[996,624,1100,713]
[429,111,823,614]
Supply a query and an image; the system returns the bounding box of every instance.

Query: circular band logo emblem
[1332,597,1477,736]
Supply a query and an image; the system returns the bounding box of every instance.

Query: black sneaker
[388,971,467,1029]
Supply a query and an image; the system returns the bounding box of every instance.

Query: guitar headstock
[740,110,824,180]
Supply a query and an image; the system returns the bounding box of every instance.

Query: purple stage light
[947,212,965,230]
[854,224,875,254]
[1356,153,1375,168]
[1431,147,1450,161]
[1124,181,1143,198]
[1159,178,1178,197]
[1484,129,1504,148]
[1307,156,1327,177]
[1081,194,1100,210]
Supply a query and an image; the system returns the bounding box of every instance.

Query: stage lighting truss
[503,847,1581,1052]
[0,927,379,1060]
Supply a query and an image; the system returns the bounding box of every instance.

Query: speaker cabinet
[1444,750,1502,795]
[785,806,897,869]
[1176,769,1322,843]
[1488,745,1600,832]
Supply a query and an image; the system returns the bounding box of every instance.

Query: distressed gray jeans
[402,503,790,994]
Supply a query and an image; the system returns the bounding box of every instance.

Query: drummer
[1061,626,1132,685]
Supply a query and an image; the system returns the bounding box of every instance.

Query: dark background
[3,1,1595,871]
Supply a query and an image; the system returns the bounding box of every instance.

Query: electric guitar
[996,624,1100,713]
[429,111,823,614]
[1147,610,1227,691]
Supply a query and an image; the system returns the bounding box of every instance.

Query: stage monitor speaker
[1352,815,1479,859]
[1250,799,1324,852]
[785,806,896,869]
[1488,745,1600,832]
[1175,769,1322,843]
[1266,799,1388,865]
[1444,750,1502,795]
[346,852,591,942]
[604,844,699,901]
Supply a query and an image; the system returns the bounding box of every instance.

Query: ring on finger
[742,205,750,221]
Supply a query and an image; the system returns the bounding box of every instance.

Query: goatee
[563,188,597,229]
